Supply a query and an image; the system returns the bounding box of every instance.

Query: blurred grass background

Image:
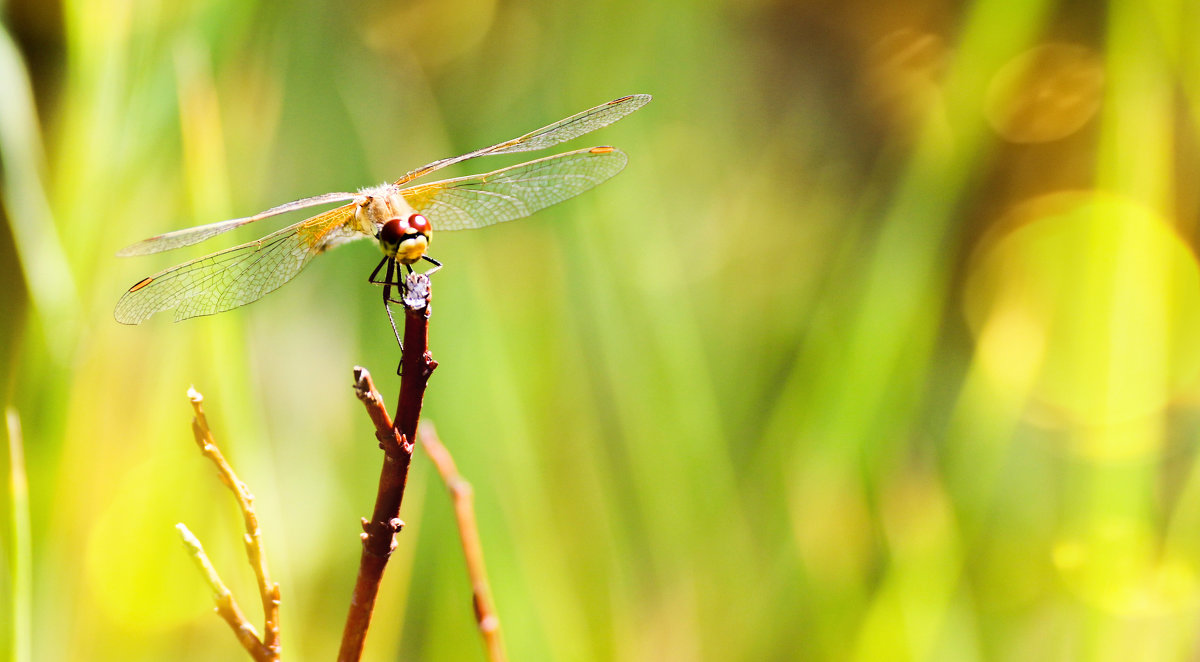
[4,0,1200,660]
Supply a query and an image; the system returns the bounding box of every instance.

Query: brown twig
[418,421,507,662]
[338,274,438,662]
[182,388,281,662]
[176,523,268,660]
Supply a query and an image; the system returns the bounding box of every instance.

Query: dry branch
[338,274,437,662]
[418,420,507,662]
[176,523,267,660]
[182,388,281,662]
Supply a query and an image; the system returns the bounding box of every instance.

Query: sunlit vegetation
[4,0,1200,660]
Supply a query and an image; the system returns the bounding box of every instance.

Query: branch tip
[181,390,280,662]
[403,273,431,309]
[352,366,374,395]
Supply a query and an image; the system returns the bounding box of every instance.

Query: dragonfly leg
[421,255,442,276]
[372,257,410,304]
[376,258,404,353]
[368,255,386,283]
[370,256,424,373]
[369,256,404,290]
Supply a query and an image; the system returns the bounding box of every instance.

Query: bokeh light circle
[963,191,1200,430]
[985,43,1104,143]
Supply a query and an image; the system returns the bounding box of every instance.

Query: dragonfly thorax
[356,190,432,264]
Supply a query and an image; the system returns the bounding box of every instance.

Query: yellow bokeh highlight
[84,458,209,631]
[985,43,1104,143]
[1053,519,1197,615]
[964,191,1200,428]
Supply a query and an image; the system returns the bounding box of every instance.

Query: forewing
[483,93,651,155]
[393,94,649,187]
[116,191,360,256]
[400,147,628,231]
[114,205,359,324]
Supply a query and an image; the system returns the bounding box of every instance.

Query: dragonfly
[115,93,651,341]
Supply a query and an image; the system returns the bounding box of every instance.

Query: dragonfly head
[378,213,431,264]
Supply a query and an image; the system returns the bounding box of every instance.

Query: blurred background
[2,0,1200,660]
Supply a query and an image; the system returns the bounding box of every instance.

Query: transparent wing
[116,191,360,257]
[400,146,628,231]
[394,94,650,187]
[116,95,649,256]
[114,204,360,324]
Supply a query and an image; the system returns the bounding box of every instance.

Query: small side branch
[339,274,437,662]
[418,421,507,662]
[181,388,281,662]
[176,524,268,661]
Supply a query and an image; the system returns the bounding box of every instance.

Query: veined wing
[394,94,650,187]
[400,146,628,231]
[116,95,649,256]
[114,204,360,324]
[116,192,360,257]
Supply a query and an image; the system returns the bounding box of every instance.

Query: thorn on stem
[480,614,500,634]
[448,478,473,499]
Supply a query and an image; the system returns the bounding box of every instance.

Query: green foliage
[4,0,1200,660]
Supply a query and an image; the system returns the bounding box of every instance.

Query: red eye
[379,218,405,245]
[407,213,430,234]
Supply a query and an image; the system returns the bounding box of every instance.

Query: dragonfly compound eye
[407,213,430,234]
[379,218,405,247]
